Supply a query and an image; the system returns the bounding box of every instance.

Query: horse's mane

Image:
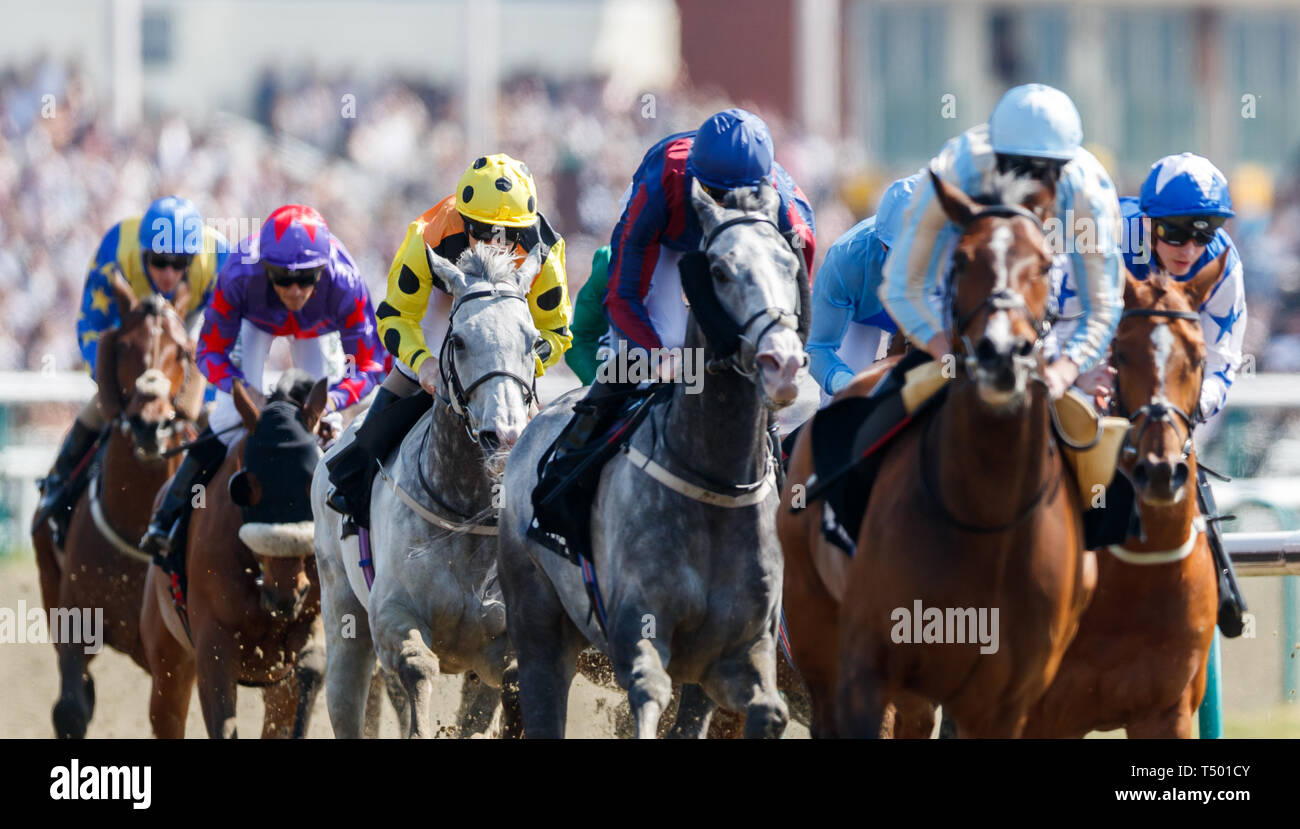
[719,186,768,213]
[456,242,525,289]
[977,170,1047,210]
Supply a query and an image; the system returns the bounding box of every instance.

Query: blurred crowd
[3,56,1300,378]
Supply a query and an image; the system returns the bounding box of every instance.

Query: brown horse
[823,170,1095,738]
[32,277,203,738]
[140,371,327,738]
[1022,267,1222,738]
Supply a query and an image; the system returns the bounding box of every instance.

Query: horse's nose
[1133,457,1188,499]
[478,431,500,453]
[757,349,802,406]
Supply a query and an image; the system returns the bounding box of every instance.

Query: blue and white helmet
[988,84,1083,162]
[1139,153,1235,219]
[875,172,922,249]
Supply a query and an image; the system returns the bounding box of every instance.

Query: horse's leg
[51,638,95,739]
[141,569,194,739]
[363,668,385,738]
[260,674,300,739]
[705,637,789,739]
[891,690,938,739]
[1126,698,1196,740]
[499,661,522,739]
[666,684,717,739]
[455,672,503,738]
[622,636,674,739]
[384,670,411,738]
[322,589,376,739]
[195,626,241,739]
[291,615,326,738]
[384,616,441,739]
[835,641,887,739]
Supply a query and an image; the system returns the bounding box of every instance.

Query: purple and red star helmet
[259,204,332,270]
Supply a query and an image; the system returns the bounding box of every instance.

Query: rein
[436,286,537,440]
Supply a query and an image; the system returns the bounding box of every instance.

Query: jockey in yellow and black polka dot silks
[376,153,573,378]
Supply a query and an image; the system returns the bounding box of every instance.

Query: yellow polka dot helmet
[455,154,539,228]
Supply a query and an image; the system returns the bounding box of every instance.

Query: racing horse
[1022,267,1222,738]
[312,242,543,738]
[498,180,807,738]
[140,370,328,738]
[32,276,203,738]
[833,169,1097,737]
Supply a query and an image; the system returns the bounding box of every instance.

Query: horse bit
[1110,307,1205,465]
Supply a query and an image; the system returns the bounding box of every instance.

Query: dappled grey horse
[499,180,807,738]
[312,243,542,738]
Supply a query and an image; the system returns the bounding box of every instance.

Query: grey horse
[498,180,807,738]
[312,242,542,738]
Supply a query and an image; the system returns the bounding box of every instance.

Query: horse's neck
[661,330,768,485]
[936,381,1054,530]
[1129,457,1199,551]
[100,431,177,537]
[423,401,493,513]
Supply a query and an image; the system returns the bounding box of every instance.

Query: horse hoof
[52,698,89,740]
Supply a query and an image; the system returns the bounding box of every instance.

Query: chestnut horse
[32,277,203,738]
[827,170,1096,737]
[141,371,327,738]
[1023,268,1222,738]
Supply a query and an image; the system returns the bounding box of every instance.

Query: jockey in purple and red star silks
[605,109,817,354]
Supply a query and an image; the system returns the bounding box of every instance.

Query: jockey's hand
[417,358,440,396]
[925,332,952,364]
[1044,357,1081,400]
[1075,362,1116,410]
[318,410,343,445]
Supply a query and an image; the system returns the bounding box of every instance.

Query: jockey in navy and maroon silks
[140,205,387,559]
[549,108,817,463]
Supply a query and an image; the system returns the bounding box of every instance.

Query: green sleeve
[564,245,612,385]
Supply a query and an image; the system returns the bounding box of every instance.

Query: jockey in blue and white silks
[807,172,920,402]
[881,83,1124,399]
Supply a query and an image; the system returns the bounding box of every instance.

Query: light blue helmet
[1139,153,1234,219]
[139,196,205,255]
[875,172,922,249]
[988,84,1083,161]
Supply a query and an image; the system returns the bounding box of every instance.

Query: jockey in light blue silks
[881,83,1124,400]
[806,172,920,403]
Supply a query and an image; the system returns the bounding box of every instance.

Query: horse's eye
[710,263,729,283]
[450,335,465,351]
[1114,353,1127,367]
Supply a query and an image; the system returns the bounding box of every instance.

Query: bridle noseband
[1111,307,1204,464]
[437,286,538,442]
[111,303,201,450]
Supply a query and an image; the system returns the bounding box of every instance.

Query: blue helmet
[875,172,922,249]
[686,108,774,190]
[988,84,1083,161]
[1139,153,1234,219]
[139,196,205,255]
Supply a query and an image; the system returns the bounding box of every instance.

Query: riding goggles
[1153,217,1222,247]
[463,217,528,246]
[146,252,193,272]
[265,263,325,288]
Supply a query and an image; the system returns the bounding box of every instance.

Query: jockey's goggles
[463,217,528,246]
[1153,216,1222,247]
[146,252,193,271]
[995,153,1066,182]
[265,263,324,287]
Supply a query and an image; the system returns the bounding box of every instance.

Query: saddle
[528,384,671,565]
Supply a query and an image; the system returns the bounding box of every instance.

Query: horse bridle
[436,286,537,442]
[1110,307,1205,464]
[111,303,202,446]
[699,213,804,379]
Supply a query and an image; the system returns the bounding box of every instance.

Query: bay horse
[140,370,328,738]
[312,243,544,738]
[498,180,806,738]
[1022,266,1222,738]
[832,169,1097,738]
[32,276,204,738]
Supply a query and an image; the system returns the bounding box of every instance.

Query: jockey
[324,154,573,529]
[141,204,385,558]
[1123,153,1245,421]
[807,172,919,403]
[548,108,816,464]
[882,83,1123,400]
[37,196,228,519]
[565,245,612,386]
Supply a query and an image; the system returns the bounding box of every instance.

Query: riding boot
[36,420,100,518]
[552,378,639,461]
[140,430,227,563]
[324,387,431,530]
[1197,466,1248,637]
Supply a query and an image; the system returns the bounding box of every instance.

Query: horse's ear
[228,469,261,508]
[1181,250,1227,311]
[426,244,468,297]
[95,327,124,422]
[690,177,727,233]
[756,181,781,221]
[514,243,544,288]
[232,379,261,432]
[301,378,329,434]
[929,167,979,227]
[170,279,191,316]
[109,270,138,319]
[1122,269,1143,310]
